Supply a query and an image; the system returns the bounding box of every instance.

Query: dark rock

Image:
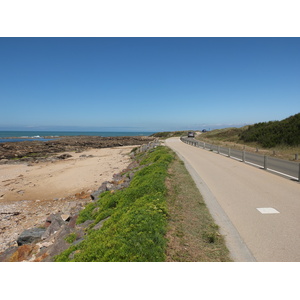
[35,226,73,262]
[44,220,52,228]
[42,214,65,240]
[68,215,79,228]
[90,181,110,200]
[0,136,154,161]
[17,227,46,246]
[90,188,105,200]
[57,153,72,159]
[45,213,65,224]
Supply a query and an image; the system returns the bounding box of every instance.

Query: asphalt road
[166,137,300,262]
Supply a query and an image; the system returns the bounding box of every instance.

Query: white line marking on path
[256,208,280,214]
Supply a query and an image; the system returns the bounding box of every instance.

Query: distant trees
[239,113,300,148]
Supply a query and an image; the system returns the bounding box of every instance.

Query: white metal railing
[180,137,300,182]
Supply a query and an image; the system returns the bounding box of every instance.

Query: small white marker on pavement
[256,207,280,214]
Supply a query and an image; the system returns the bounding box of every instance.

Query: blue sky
[1,37,299,132]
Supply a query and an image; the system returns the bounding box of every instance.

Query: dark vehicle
[188,131,195,138]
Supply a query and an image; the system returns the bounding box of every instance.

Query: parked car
[188,131,195,138]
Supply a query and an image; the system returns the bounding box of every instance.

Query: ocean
[0,131,156,143]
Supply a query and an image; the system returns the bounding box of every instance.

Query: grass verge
[165,150,232,261]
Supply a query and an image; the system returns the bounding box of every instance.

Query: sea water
[0,131,156,143]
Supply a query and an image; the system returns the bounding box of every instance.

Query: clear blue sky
[1,37,299,132]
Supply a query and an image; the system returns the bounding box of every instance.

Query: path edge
[166,141,256,262]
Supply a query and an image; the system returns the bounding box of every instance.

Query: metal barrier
[181,137,300,182]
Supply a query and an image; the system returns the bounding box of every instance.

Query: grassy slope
[197,113,300,149]
[239,113,300,147]
[55,146,231,262]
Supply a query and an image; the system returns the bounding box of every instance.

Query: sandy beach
[0,145,136,252]
[0,146,135,202]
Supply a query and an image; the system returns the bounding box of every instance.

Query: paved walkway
[166,137,300,261]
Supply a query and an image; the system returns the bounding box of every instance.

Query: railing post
[203,142,205,149]
[242,151,245,162]
[298,163,300,182]
[228,148,231,157]
[264,155,268,170]
[218,146,220,154]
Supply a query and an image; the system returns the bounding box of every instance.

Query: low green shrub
[55,146,173,262]
[76,202,96,224]
[65,233,77,244]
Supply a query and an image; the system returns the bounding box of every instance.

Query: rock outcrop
[0,136,155,161]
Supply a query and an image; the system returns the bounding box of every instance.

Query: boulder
[42,214,65,240]
[61,214,71,222]
[34,226,74,262]
[17,228,46,246]
[90,182,110,200]
[90,189,105,200]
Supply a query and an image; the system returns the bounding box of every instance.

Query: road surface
[166,137,300,262]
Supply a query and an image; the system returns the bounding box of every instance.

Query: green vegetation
[239,113,300,148]
[197,127,248,143]
[150,131,190,138]
[195,113,300,161]
[65,233,77,244]
[55,146,173,262]
[55,145,231,262]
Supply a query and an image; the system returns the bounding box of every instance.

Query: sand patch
[0,146,135,202]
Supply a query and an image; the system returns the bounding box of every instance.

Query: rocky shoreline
[0,139,160,261]
[0,135,155,161]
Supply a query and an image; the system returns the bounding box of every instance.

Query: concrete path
[166,137,300,262]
